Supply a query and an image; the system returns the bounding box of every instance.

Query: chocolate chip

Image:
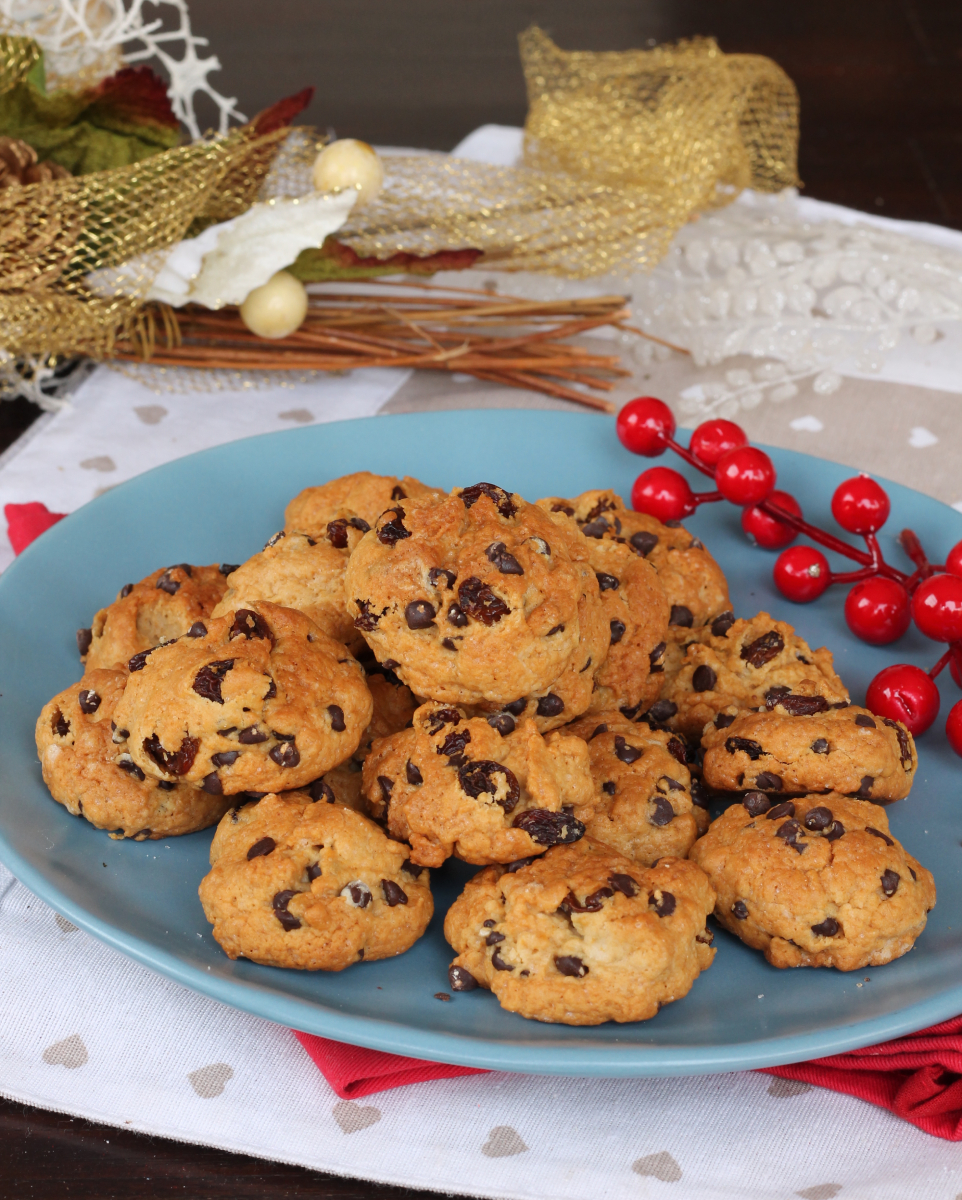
[880,869,900,897]
[486,930,506,944]
[710,610,735,637]
[649,796,675,826]
[855,713,877,728]
[247,837,275,859]
[192,659,235,704]
[589,724,608,740]
[602,781,616,795]
[457,577,509,625]
[610,736,639,765]
[804,806,834,831]
[406,760,423,785]
[449,965,478,991]
[459,482,517,519]
[560,887,613,916]
[910,867,917,881]
[391,484,406,500]
[554,955,588,977]
[307,861,323,881]
[269,741,300,768]
[825,821,845,841]
[342,881,373,908]
[648,641,667,672]
[211,750,239,768]
[512,807,585,845]
[776,819,806,852]
[272,890,301,931]
[856,776,874,798]
[376,506,411,545]
[647,699,677,723]
[201,772,223,794]
[377,775,394,802]
[111,724,127,743]
[309,779,336,803]
[118,582,134,599]
[354,599,384,631]
[155,569,182,595]
[882,717,914,768]
[740,631,785,667]
[811,917,839,937]
[690,537,705,549]
[581,518,609,539]
[487,712,515,736]
[692,665,717,692]
[158,781,176,792]
[755,771,783,791]
[460,760,521,812]
[76,628,93,658]
[649,889,676,917]
[715,713,736,729]
[732,900,749,920]
[491,949,513,971]
[238,725,268,744]
[670,605,694,628]
[533,693,563,720]
[811,738,830,754]
[429,567,456,590]
[504,857,535,874]
[725,736,763,760]
[630,530,659,556]
[770,693,830,716]
[546,624,565,637]
[596,572,619,591]
[261,677,276,702]
[128,648,153,672]
[690,778,710,809]
[143,733,199,776]
[401,599,435,630]
[743,791,771,816]
[382,659,399,670]
[486,542,524,575]
[229,609,273,642]
[767,801,796,820]
[116,756,145,781]
[866,826,895,846]
[402,859,424,877]
[382,879,408,906]
[607,618,627,644]
[219,563,239,576]
[440,637,457,651]
[551,502,576,517]
[77,688,101,715]
[321,704,344,734]
[609,873,639,897]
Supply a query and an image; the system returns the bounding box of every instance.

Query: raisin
[459,482,517,518]
[740,631,785,667]
[512,808,585,845]
[192,659,234,704]
[143,734,199,776]
[458,577,509,625]
[459,760,521,812]
[376,506,411,545]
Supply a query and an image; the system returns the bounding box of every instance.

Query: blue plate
[2,409,961,1077]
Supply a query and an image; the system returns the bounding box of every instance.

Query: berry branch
[615,396,962,752]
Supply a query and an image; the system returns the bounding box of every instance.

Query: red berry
[616,397,676,457]
[946,699,962,757]
[715,446,776,506]
[831,475,890,535]
[773,545,831,603]
[865,663,940,736]
[844,578,911,645]
[912,574,962,642]
[631,467,696,523]
[945,540,962,579]
[741,490,801,550]
[689,419,748,467]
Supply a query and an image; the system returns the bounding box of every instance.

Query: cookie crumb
[434,992,451,1002]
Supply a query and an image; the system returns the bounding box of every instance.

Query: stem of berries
[615,396,962,749]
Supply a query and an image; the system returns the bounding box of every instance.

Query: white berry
[312,139,384,208]
[239,271,308,340]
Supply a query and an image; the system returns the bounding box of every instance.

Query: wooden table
[3,1,960,1194]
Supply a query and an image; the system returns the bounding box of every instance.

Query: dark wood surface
[4,2,961,1194]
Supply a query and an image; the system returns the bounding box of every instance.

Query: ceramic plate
[2,409,960,1077]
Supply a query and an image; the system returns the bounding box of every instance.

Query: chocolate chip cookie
[701,701,916,802]
[284,470,439,538]
[36,669,231,838]
[199,790,433,969]
[564,712,700,864]
[113,603,373,795]
[79,564,229,671]
[344,483,610,728]
[362,700,596,867]
[444,840,716,1024]
[690,792,935,970]
[655,612,849,740]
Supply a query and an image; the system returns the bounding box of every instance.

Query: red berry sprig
[616,395,962,747]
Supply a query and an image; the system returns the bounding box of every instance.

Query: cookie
[36,669,231,838]
[563,712,700,864]
[284,471,439,538]
[199,790,433,969]
[213,530,367,654]
[113,603,373,795]
[444,840,716,1025]
[701,701,917,802]
[536,489,730,632]
[79,564,229,671]
[363,700,596,867]
[655,612,849,739]
[689,792,935,971]
[344,482,610,728]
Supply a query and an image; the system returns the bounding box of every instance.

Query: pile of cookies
[36,472,936,1026]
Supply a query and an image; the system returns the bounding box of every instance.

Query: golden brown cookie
[655,612,849,739]
[363,700,595,867]
[284,471,439,538]
[563,711,699,864]
[701,701,916,802]
[344,483,610,728]
[199,790,432,970]
[444,840,716,1025]
[113,603,372,795]
[79,564,229,671]
[36,669,231,838]
[689,792,935,971]
[536,489,730,631]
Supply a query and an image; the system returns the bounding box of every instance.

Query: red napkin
[294,1032,487,1099]
[5,501,66,556]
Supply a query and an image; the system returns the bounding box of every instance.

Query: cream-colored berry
[239,271,308,340]
[312,139,384,208]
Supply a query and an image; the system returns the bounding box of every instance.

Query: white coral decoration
[631,191,962,419]
[0,0,244,137]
